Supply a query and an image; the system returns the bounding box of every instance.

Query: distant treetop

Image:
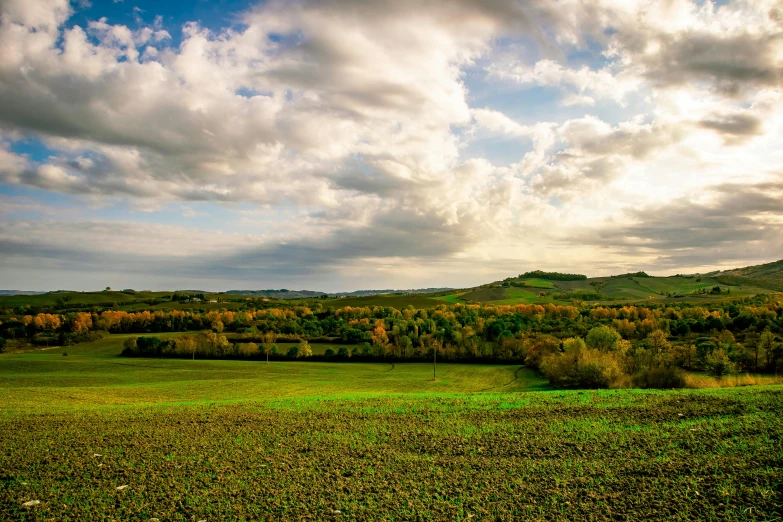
[610,271,650,278]
[518,270,587,281]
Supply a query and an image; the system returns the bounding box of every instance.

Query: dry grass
[685,372,783,388]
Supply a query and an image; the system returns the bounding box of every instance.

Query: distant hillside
[226,288,454,299]
[714,259,783,291]
[435,261,783,306]
[0,290,46,296]
[226,289,326,299]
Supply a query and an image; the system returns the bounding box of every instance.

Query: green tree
[586,326,622,352]
[705,348,735,378]
[122,337,137,355]
[759,329,776,372]
[262,332,277,364]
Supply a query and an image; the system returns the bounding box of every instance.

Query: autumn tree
[262,331,277,363]
[175,335,198,360]
[371,319,389,356]
[203,330,218,352]
[646,330,671,355]
[298,339,312,358]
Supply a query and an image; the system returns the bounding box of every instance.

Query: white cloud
[1,0,783,288]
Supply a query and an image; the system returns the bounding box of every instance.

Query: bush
[524,336,560,369]
[324,348,335,357]
[121,337,137,355]
[541,343,626,389]
[135,336,165,356]
[705,348,736,378]
[0,336,5,353]
[298,340,313,358]
[632,365,686,389]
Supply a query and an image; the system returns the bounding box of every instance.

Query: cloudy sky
[1,0,782,291]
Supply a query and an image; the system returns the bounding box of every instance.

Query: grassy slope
[0,335,545,413]
[322,294,441,308]
[717,258,783,291]
[1,336,782,520]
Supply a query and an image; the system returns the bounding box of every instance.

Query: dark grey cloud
[635,30,783,95]
[698,111,764,144]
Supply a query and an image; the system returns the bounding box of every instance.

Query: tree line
[2,297,781,383]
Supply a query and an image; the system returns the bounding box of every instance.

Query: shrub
[136,336,164,356]
[633,366,686,389]
[121,337,137,356]
[524,336,560,369]
[705,348,736,378]
[541,342,626,389]
[337,346,350,358]
[298,340,313,358]
[324,348,335,357]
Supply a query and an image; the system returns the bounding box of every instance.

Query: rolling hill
[1,260,780,313]
[434,259,783,306]
[713,259,783,292]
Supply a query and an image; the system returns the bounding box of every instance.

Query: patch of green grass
[322,294,440,308]
[434,293,467,304]
[518,278,555,289]
[457,287,507,303]
[1,383,781,520]
[2,335,782,520]
[0,335,544,413]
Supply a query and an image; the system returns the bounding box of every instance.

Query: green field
[518,278,555,289]
[322,294,441,308]
[490,287,555,305]
[434,292,467,304]
[1,336,782,520]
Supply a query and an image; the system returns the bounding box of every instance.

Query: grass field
[1,336,782,520]
[434,292,467,304]
[518,278,555,289]
[489,287,558,305]
[322,294,440,308]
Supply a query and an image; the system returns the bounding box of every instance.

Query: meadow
[1,335,782,520]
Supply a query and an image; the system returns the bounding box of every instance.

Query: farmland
[1,336,783,520]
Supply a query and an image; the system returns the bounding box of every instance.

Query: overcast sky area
[1,0,782,291]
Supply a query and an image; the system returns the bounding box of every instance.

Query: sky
[1,0,782,292]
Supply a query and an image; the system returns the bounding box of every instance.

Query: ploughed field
[1,337,782,520]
